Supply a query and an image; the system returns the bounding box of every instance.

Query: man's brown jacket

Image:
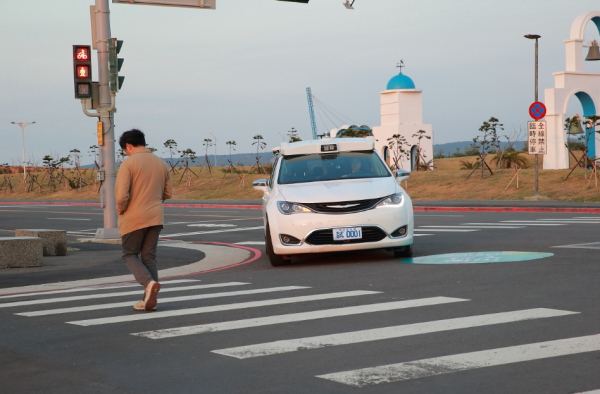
[115,147,172,236]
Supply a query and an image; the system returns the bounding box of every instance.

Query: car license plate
[333,227,362,241]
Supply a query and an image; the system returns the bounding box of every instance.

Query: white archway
[544,11,600,169]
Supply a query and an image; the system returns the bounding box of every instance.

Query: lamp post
[278,132,286,142]
[209,133,217,167]
[525,34,541,197]
[10,122,35,180]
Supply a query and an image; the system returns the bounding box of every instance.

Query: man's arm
[115,162,131,214]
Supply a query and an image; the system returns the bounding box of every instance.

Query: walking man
[116,129,172,311]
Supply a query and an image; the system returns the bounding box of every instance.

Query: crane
[306,87,318,139]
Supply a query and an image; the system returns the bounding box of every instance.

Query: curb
[0,201,262,210]
[1,201,599,213]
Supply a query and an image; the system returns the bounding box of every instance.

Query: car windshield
[277,151,391,185]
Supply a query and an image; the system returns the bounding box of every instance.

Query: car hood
[277,177,397,203]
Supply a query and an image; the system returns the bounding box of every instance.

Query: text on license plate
[333,227,362,241]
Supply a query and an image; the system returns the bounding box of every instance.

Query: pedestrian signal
[73,45,93,99]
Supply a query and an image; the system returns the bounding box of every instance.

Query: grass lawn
[0,152,598,202]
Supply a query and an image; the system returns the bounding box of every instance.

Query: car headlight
[277,201,313,214]
[376,193,403,207]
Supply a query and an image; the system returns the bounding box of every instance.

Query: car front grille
[303,198,383,214]
[305,226,387,246]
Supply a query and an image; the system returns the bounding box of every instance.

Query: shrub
[491,151,529,169]
[459,160,476,170]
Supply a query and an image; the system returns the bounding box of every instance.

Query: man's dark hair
[119,129,146,149]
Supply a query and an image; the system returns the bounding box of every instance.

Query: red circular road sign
[529,102,547,120]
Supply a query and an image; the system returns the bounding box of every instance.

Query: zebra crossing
[3,278,597,389]
[415,215,600,236]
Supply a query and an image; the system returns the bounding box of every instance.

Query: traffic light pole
[94,0,119,239]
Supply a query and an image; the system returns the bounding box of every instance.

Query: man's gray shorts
[121,225,163,287]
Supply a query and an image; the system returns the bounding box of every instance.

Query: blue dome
[386,73,415,90]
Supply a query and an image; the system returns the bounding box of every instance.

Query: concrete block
[15,229,67,256]
[0,237,43,268]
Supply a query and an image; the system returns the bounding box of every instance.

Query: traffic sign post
[529,102,546,120]
[527,121,547,155]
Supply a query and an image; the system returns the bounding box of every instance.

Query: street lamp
[209,132,217,167]
[278,132,286,142]
[10,121,35,180]
[524,34,542,197]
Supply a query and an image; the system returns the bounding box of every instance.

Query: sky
[1,0,599,166]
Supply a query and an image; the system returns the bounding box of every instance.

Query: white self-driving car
[253,137,414,266]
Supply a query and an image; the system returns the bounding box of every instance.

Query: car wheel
[393,244,413,258]
[265,223,291,267]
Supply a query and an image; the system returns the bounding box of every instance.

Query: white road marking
[502,221,600,224]
[164,218,258,226]
[574,217,600,219]
[414,215,464,217]
[189,210,240,213]
[552,242,600,250]
[235,241,265,245]
[0,243,250,295]
[418,226,524,229]
[187,224,237,227]
[46,218,91,221]
[2,282,248,308]
[573,390,600,394]
[69,290,374,326]
[212,308,577,359]
[161,226,264,238]
[316,334,600,387]
[474,222,564,226]
[0,279,199,300]
[132,296,468,340]
[413,234,433,237]
[21,286,308,317]
[539,218,600,221]
[414,229,478,232]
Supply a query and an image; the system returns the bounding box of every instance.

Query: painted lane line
[413,234,433,237]
[539,218,600,221]
[502,221,600,224]
[418,226,524,229]
[316,333,600,387]
[574,217,600,219]
[161,226,264,238]
[187,224,237,228]
[69,290,372,326]
[212,308,577,359]
[414,215,464,217]
[413,229,478,232]
[472,222,564,226]
[1,282,248,308]
[164,218,261,226]
[0,279,199,300]
[21,286,308,317]
[235,241,265,245]
[47,218,91,221]
[573,390,600,394]
[131,297,468,340]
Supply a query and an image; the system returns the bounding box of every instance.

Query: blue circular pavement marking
[401,251,553,264]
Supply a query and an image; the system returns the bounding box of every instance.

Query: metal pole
[21,126,26,180]
[210,133,216,167]
[534,37,539,196]
[11,122,35,181]
[95,0,119,239]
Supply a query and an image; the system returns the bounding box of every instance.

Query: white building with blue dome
[372,68,434,171]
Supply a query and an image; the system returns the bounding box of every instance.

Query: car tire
[393,244,413,258]
[265,222,291,267]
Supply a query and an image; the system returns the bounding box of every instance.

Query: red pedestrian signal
[73,45,92,99]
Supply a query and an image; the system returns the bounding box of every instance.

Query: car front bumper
[267,202,414,255]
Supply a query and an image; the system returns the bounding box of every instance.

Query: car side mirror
[253,179,269,193]
[395,169,410,184]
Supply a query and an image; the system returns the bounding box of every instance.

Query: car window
[267,156,279,188]
[278,151,391,185]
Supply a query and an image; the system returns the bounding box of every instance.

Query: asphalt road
[0,203,599,394]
